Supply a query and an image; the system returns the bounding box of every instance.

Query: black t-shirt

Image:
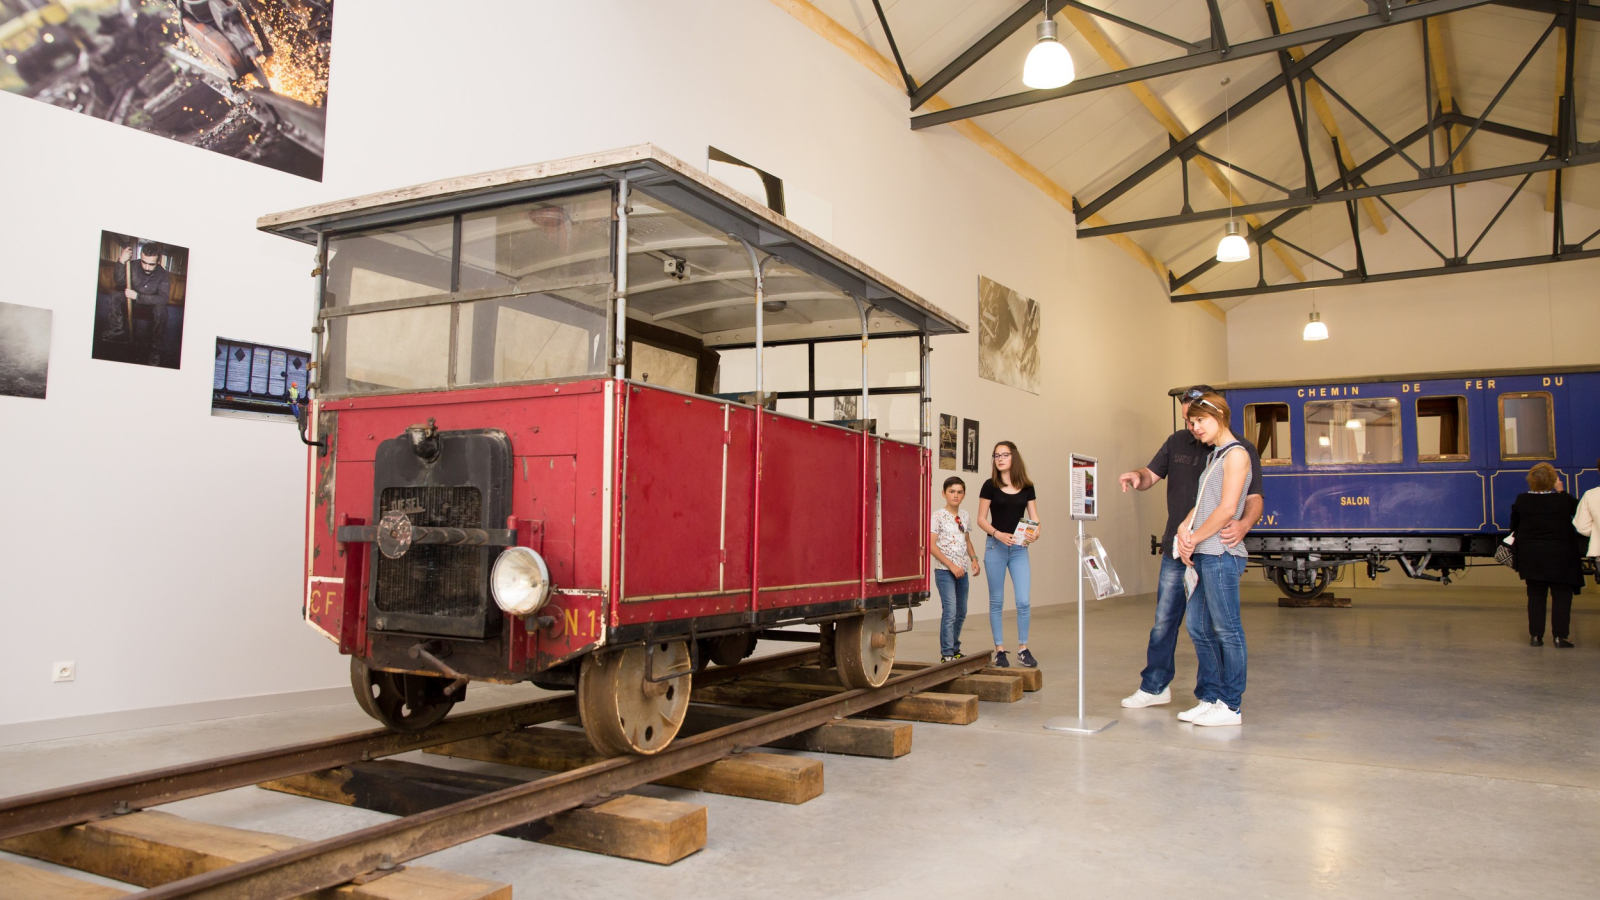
[980,479,1037,536]
[1148,430,1264,554]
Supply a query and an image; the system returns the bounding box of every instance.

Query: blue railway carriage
[1171,366,1600,599]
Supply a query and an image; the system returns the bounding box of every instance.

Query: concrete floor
[3,581,1596,899]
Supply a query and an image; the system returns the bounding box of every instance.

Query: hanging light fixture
[1216,221,1250,262]
[1023,1,1075,89]
[1215,77,1250,263]
[1303,296,1329,341]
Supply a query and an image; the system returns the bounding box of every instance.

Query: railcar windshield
[321,191,613,396]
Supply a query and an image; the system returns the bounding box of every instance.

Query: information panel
[1070,453,1098,521]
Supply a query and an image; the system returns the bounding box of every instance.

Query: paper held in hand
[1013,516,1040,544]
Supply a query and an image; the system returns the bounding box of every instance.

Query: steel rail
[130,652,993,900]
[0,646,819,841]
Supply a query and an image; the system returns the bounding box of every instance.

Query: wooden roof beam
[1425,17,1468,175]
[767,0,1226,320]
[1265,1,1389,234]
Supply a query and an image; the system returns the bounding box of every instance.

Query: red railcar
[260,146,967,754]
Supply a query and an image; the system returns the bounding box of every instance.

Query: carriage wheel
[706,633,757,667]
[835,610,896,689]
[1273,567,1331,600]
[350,657,458,732]
[578,642,692,756]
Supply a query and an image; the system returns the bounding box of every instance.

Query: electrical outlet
[52,661,75,683]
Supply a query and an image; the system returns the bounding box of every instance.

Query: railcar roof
[1170,363,1600,396]
[258,144,968,339]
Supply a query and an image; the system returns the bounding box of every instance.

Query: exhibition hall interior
[3,1,1598,897]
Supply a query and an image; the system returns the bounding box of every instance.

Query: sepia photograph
[1,0,333,180]
[90,230,188,369]
[0,300,52,400]
[961,417,979,473]
[939,413,957,471]
[977,275,1041,394]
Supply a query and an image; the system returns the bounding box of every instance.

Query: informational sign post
[1045,452,1118,735]
[1070,453,1098,520]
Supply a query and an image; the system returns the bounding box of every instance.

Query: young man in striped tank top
[1174,393,1253,726]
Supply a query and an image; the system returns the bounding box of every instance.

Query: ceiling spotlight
[1303,309,1328,341]
[1022,4,1074,89]
[1216,220,1250,262]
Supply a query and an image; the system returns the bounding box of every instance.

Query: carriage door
[1489,376,1562,530]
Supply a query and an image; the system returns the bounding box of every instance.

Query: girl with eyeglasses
[978,441,1040,668]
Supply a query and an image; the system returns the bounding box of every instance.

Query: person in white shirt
[930,477,981,662]
[1573,457,1600,577]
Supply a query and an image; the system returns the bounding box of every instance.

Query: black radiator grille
[373,486,484,619]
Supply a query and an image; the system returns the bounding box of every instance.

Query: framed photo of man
[91,231,188,370]
[962,418,980,473]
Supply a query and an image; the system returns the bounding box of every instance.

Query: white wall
[1227,182,1600,381]
[0,0,1225,737]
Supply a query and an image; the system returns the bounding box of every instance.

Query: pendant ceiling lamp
[1022,2,1075,89]
[1215,77,1250,263]
[1303,297,1329,341]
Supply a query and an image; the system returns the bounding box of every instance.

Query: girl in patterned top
[930,477,981,661]
[1174,393,1253,727]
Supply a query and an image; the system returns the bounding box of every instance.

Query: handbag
[1494,533,1515,567]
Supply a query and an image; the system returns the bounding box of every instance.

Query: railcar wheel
[1273,567,1331,600]
[706,633,757,667]
[835,610,896,689]
[350,658,458,732]
[578,642,692,756]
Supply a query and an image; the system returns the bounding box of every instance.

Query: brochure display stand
[1045,454,1118,735]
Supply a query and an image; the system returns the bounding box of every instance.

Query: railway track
[0,649,1015,900]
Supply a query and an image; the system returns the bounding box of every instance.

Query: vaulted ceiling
[800,0,1600,310]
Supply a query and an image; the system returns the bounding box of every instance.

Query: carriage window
[1243,403,1291,465]
[325,306,453,394]
[1417,396,1469,461]
[326,219,454,307]
[1499,392,1554,460]
[454,291,606,387]
[1304,399,1401,465]
[458,192,612,294]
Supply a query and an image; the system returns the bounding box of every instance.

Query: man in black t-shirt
[1116,385,1263,713]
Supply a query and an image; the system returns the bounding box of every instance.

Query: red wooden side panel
[723,404,756,593]
[876,439,925,582]
[520,455,578,589]
[759,415,863,591]
[621,386,729,599]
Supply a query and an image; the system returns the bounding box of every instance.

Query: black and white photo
[0,301,52,400]
[977,275,1041,394]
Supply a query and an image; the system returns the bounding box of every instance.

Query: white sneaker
[1177,700,1216,722]
[1192,703,1242,727]
[1121,687,1171,708]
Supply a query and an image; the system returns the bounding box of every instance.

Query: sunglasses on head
[1182,388,1210,402]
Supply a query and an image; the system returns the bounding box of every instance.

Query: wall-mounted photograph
[0,0,333,180]
[212,336,309,421]
[939,413,958,471]
[91,230,187,369]
[962,418,980,473]
[977,275,1041,394]
[0,300,52,400]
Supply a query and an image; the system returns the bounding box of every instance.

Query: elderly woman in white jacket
[1576,460,1600,562]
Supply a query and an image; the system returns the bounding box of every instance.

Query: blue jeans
[1139,554,1218,696]
[984,536,1031,645]
[1186,553,1249,711]
[934,568,969,657]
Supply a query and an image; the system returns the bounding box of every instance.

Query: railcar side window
[1304,399,1401,465]
[1417,396,1469,461]
[1499,392,1554,459]
[1243,403,1291,465]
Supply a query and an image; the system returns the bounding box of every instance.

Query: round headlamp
[490,546,551,616]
